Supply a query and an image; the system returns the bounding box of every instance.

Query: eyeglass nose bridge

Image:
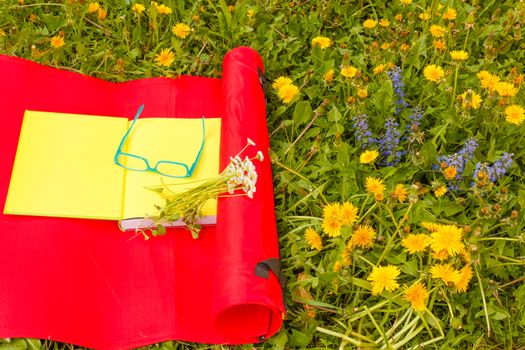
[153,160,191,178]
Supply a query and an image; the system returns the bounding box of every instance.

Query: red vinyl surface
[0,47,284,349]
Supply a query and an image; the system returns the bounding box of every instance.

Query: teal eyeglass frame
[114,104,206,178]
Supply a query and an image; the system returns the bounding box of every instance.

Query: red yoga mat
[0,47,285,349]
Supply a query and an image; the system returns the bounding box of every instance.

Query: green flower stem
[474,264,491,336]
[357,198,376,224]
[439,286,455,319]
[273,158,328,204]
[315,326,377,348]
[377,203,414,265]
[365,306,392,350]
[451,63,460,108]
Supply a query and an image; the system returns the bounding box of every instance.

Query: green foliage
[1,0,525,348]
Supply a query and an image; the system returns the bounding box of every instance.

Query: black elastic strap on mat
[254,257,287,312]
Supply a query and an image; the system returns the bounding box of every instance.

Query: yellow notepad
[4,110,221,227]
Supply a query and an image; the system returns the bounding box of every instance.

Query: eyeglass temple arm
[188,116,206,173]
[114,104,145,163]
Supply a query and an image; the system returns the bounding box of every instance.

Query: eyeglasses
[114,104,206,178]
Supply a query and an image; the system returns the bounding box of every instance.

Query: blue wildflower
[378,117,402,165]
[473,152,513,184]
[352,114,376,149]
[387,66,410,114]
[405,106,424,143]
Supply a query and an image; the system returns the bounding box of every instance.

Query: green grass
[1,0,525,349]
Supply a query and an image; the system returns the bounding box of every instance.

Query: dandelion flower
[391,184,408,203]
[450,50,469,61]
[365,177,386,198]
[304,227,323,251]
[172,23,191,38]
[367,265,401,295]
[360,150,379,164]
[272,76,293,90]
[434,185,447,197]
[363,19,377,29]
[478,71,500,91]
[429,25,446,38]
[323,69,335,83]
[394,14,403,22]
[443,166,457,180]
[430,263,461,285]
[131,3,145,14]
[357,87,368,99]
[419,12,431,21]
[504,105,525,125]
[454,265,473,292]
[97,8,107,20]
[277,84,300,104]
[404,282,429,311]
[311,36,333,49]
[433,39,446,51]
[247,9,255,18]
[50,35,64,48]
[340,201,358,225]
[87,2,100,13]
[342,248,352,266]
[496,81,518,97]
[322,203,343,237]
[402,234,431,254]
[442,8,457,20]
[459,90,482,109]
[341,65,358,78]
[333,261,342,272]
[373,64,386,74]
[430,224,465,258]
[379,18,390,27]
[400,0,412,4]
[155,48,175,67]
[156,4,172,14]
[423,64,445,82]
[421,222,444,232]
[349,224,376,249]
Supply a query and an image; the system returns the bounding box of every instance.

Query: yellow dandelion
[322,216,342,238]
[433,39,447,51]
[342,248,352,266]
[340,201,359,226]
[478,71,500,91]
[400,0,412,5]
[131,3,145,14]
[400,43,410,52]
[87,2,100,13]
[365,177,386,197]
[247,9,255,18]
[333,261,342,272]
[311,36,333,49]
[357,87,368,99]
[360,150,379,164]
[504,105,525,125]
[424,64,445,82]
[443,166,457,180]
[97,8,107,20]
[367,265,401,295]
[450,50,469,61]
[394,14,403,22]
[172,23,191,38]
[379,18,390,27]
[459,246,472,263]
[459,90,482,109]
[304,227,323,251]
[402,234,431,254]
[434,185,447,198]
[156,4,172,14]
[421,222,444,232]
[154,48,175,67]
[496,81,518,97]
[430,224,465,258]
[430,263,461,285]
[227,5,235,11]
[341,65,358,78]
[432,249,451,261]
[392,184,408,203]
[454,265,473,292]
[322,203,343,237]
[50,35,64,48]
[442,8,457,20]
[272,76,293,90]
[373,64,386,74]
[429,25,446,38]
[419,11,431,21]
[363,18,377,29]
[349,224,376,249]
[404,282,429,311]
[324,69,335,83]
[277,84,300,104]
